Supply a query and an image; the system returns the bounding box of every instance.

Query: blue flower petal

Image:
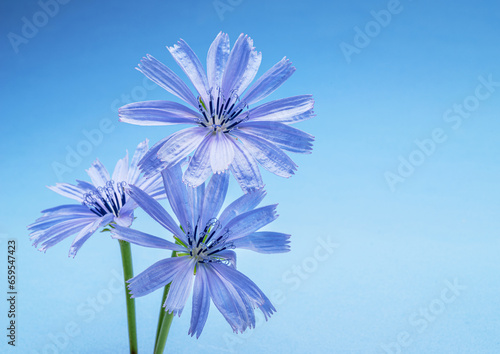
[128,256,188,298]
[210,132,235,174]
[207,32,230,90]
[188,265,211,338]
[168,39,211,106]
[229,141,264,193]
[241,57,295,106]
[217,189,266,226]
[137,54,198,108]
[119,100,200,126]
[111,151,129,183]
[238,121,314,154]
[85,159,111,187]
[183,135,213,187]
[128,139,149,185]
[47,183,89,202]
[222,34,262,98]
[212,263,275,320]
[157,127,207,167]
[248,95,315,123]
[232,232,290,254]
[234,131,297,178]
[161,164,192,229]
[223,204,278,241]
[200,171,229,227]
[204,264,251,333]
[68,214,114,257]
[164,258,196,316]
[127,185,183,238]
[110,225,184,251]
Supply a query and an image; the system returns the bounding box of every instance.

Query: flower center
[197,88,249,133]
[185,218,234,263]
[83,180,127,217]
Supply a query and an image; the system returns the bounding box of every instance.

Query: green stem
[154,251,177,353]
[119,240,138,354]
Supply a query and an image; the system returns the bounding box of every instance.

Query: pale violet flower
[119,32,315,192]
[111,163,290,337]
[28,140,165,257]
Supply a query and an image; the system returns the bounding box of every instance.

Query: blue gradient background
[1,0,499,353]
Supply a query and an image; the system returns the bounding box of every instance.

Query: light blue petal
[207,32,230,90]
[157,127,207,167]
[119,100,200,126]
[137,54,198,108]
[218,189,266,226]
[229,141,263,193]
[139,137,169,178]
[238,121,314,154]
[189,265,211,338]
[241,57,295,106]
[187,182,204,230]
[212,262,275,320]
[223,204,278,241]
[29,209,95,232]
[222,34,262,98]
[234,130,297,178]
[112,151,129,183]
[47,183,88,202]
[128,139,149,185]
[39,204,94,216]
[127,185,183,237]
[110,225,184,251]
[167,39,210,105]
[217,250,237,268]
[128,256,188,298]
[68,214,114,257]
[183,134,213,188]
[135,172,166,200]
[164,258,196,316]
[200,171,229,227]
[85,159,110,187]
[161,164,192,230]
[232,232,290,254]
[248,95,315,123]
[204,264,251,333]
[210,132,235,174]
[30,217,97,249]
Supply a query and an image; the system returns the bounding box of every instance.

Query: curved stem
[119,240,138,354]
[154,251,177,353]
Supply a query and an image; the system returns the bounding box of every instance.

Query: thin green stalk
[119,240,138,354]
[154,251,177,353]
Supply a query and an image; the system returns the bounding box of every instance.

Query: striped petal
[119,100,200,126]
[241,57,295,106]
[168,39,210,106]
[234,130,297,178]
[137,54,198,108]
[207,32,230,90]
[157,127,207,167]
[247,95,315,123]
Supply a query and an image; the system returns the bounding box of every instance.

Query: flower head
[28,140,165,257]
[119,32,315,192]
[111,163,290,337]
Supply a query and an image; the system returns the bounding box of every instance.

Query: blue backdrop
[1,0,499,353]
